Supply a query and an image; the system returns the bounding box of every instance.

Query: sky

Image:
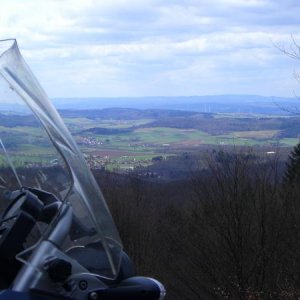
[0,0,300,98]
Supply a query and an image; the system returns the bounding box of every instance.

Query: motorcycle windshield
[0,40,122,279]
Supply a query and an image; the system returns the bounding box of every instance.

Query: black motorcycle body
[0,40,165,300]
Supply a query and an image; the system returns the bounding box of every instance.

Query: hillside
[58,108,300,139]
[0,107,299,173]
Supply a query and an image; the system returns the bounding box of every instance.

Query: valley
[0,107,298,173]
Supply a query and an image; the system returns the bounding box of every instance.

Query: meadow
[0,108,299,171]
[65,111,299,170]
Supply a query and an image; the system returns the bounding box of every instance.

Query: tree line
[94,145,300,299]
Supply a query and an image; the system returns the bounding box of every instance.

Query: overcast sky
[0,0,300,98]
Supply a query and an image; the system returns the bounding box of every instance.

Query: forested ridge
[94,147,300,299]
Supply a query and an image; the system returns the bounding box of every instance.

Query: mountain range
[0,95,300,115]
[51,95,300,114]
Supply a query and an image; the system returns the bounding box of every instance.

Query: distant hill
[51,95,300,114]
[59,107,300,138]
[59,107,202,120]
[0,95,298,115]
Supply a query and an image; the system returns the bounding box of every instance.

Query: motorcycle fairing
[0,39,122,279]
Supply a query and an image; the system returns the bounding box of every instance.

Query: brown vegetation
[95,148,300,299]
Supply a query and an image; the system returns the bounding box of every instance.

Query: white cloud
[0,0,299,97]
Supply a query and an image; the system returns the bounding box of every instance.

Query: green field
[64,118,154,131]
[76,126,294,149]
[0,110,299,171]
[73,123,297,170]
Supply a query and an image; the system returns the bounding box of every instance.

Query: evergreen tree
[284,142,300,183]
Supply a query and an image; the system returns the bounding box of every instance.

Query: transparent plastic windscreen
[0,40,122,279]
